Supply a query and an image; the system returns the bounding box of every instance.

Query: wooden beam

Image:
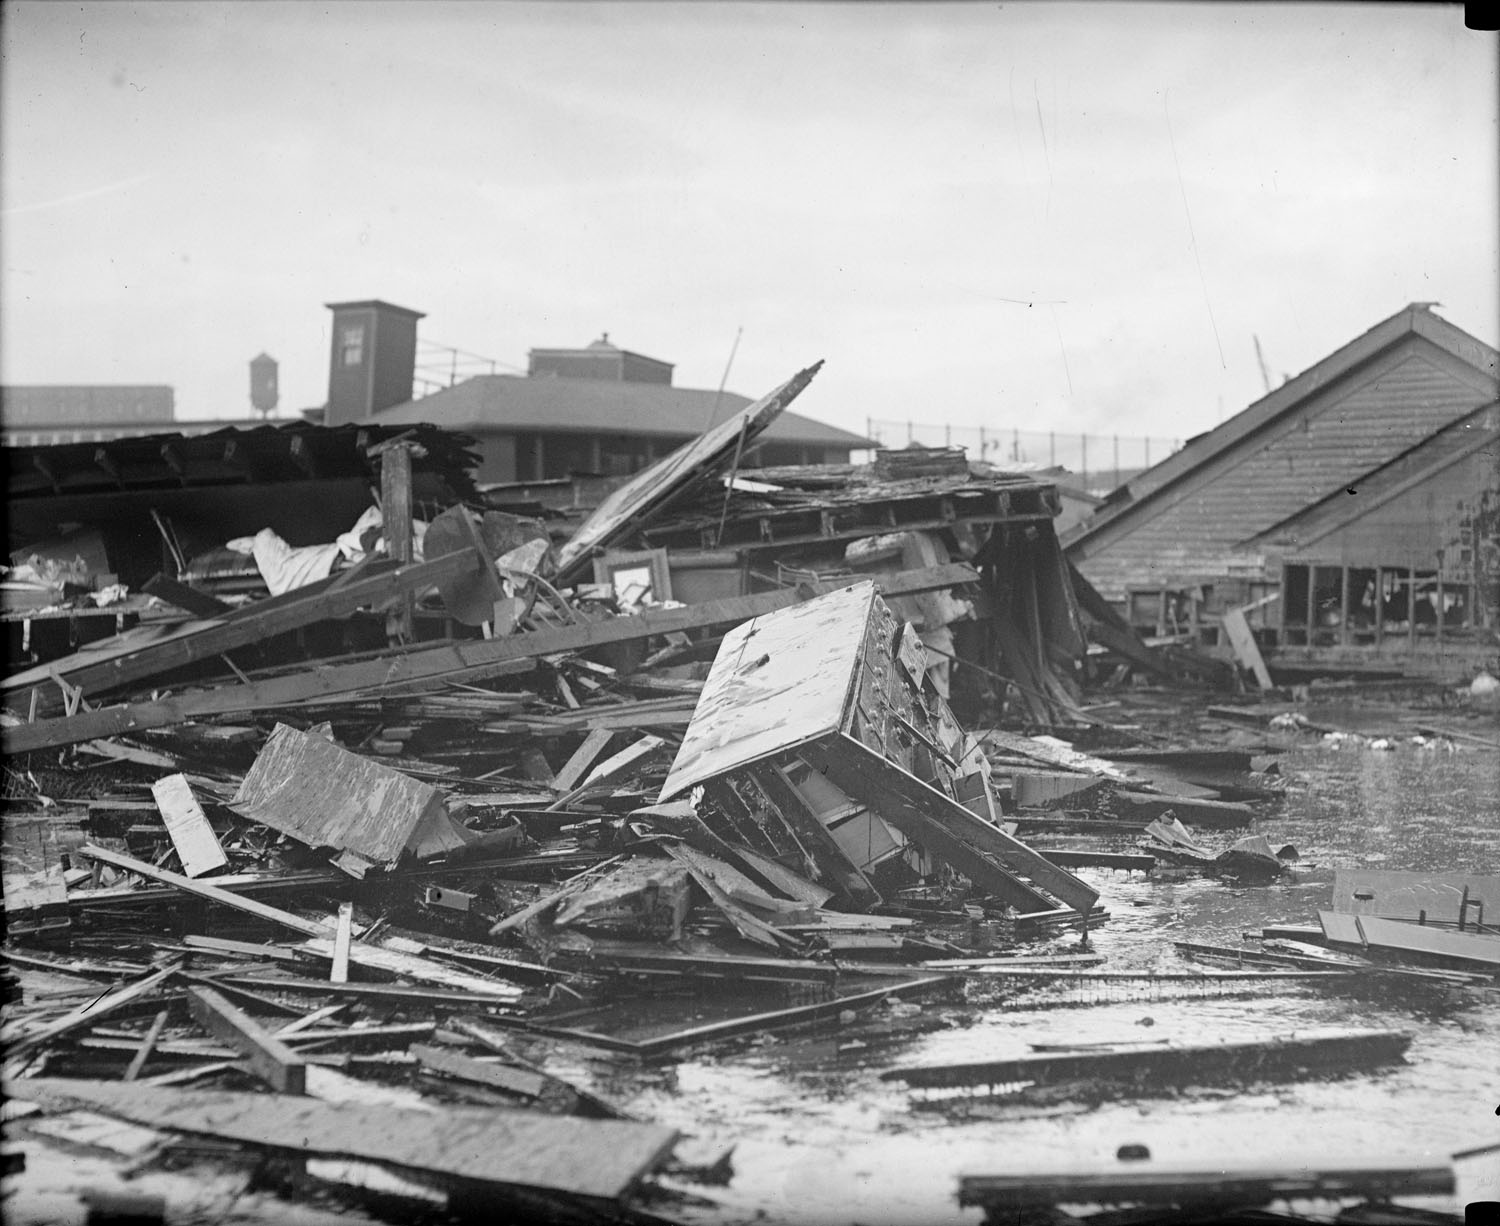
[5,563,976,754]
[187,985,307,1094]
[5,547,485,718]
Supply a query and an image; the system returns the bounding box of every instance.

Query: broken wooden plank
[15,1079,680,1202]
[1112,789,1256,829]
[1221,605,1274,690]
[186,985,307,1094]
[122,1009,171,1082]
[410,1042,547,1099]
[550,728,614,795]
[554,362,821,584]
[142,572,235,618]
[957,1159,1453,1214]
[76,844,333,938]
[545,735,666,811]
[149,774,227,878]
[5,562,976,754]
[884,1027,1412,1091]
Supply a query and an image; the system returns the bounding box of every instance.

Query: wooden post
[1374,566,1384,648]
[1305,566,1316,645]
[331,901,354,985]
[378,440,417,642]
[1406,570,1415,650]
[1340,566,1351,647]
[1435,555,1444,652]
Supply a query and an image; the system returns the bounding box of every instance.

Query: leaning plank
[550,728,614,795]
[13,1079,680,1203]
[1220,606,1274,690]
[4,548,486,717]
[186,985,307,1095]
[554,362,821,584]
[546,735,666,811]
[5,563,978,754]
[76,844,333,939]
[150,774,227,877]
[122,1009,171,1082]
[884,1027,1412,1090]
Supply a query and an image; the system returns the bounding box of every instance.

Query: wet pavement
[611,721,1500,1226]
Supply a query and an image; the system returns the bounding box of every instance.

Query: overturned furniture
[659,580,1100,924]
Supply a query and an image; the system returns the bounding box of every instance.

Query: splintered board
[12,1079,678,1202]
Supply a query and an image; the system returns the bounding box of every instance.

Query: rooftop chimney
[324,300,426,426]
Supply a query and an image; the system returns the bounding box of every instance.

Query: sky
[2,1,1496,460]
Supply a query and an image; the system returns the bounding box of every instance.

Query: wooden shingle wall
[1073,337,1497,603]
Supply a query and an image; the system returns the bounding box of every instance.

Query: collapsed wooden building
[1064,303,1500,682]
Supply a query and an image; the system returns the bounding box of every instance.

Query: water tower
[249,353,279,419]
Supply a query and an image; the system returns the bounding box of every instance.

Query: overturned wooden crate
[658,580,1099,921]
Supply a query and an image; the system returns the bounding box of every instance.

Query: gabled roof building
[330,303,874,485]
[1065,303,1500,677]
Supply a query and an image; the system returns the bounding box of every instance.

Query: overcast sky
[3,1,1496,458]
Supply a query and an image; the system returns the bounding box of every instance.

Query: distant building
[0,385,176,446]
[1065,303,1500,678]
[343,306,873,483]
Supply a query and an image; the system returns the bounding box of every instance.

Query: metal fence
[864,419,1180,493]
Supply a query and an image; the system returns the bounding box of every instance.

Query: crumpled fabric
[226,506,427,597]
